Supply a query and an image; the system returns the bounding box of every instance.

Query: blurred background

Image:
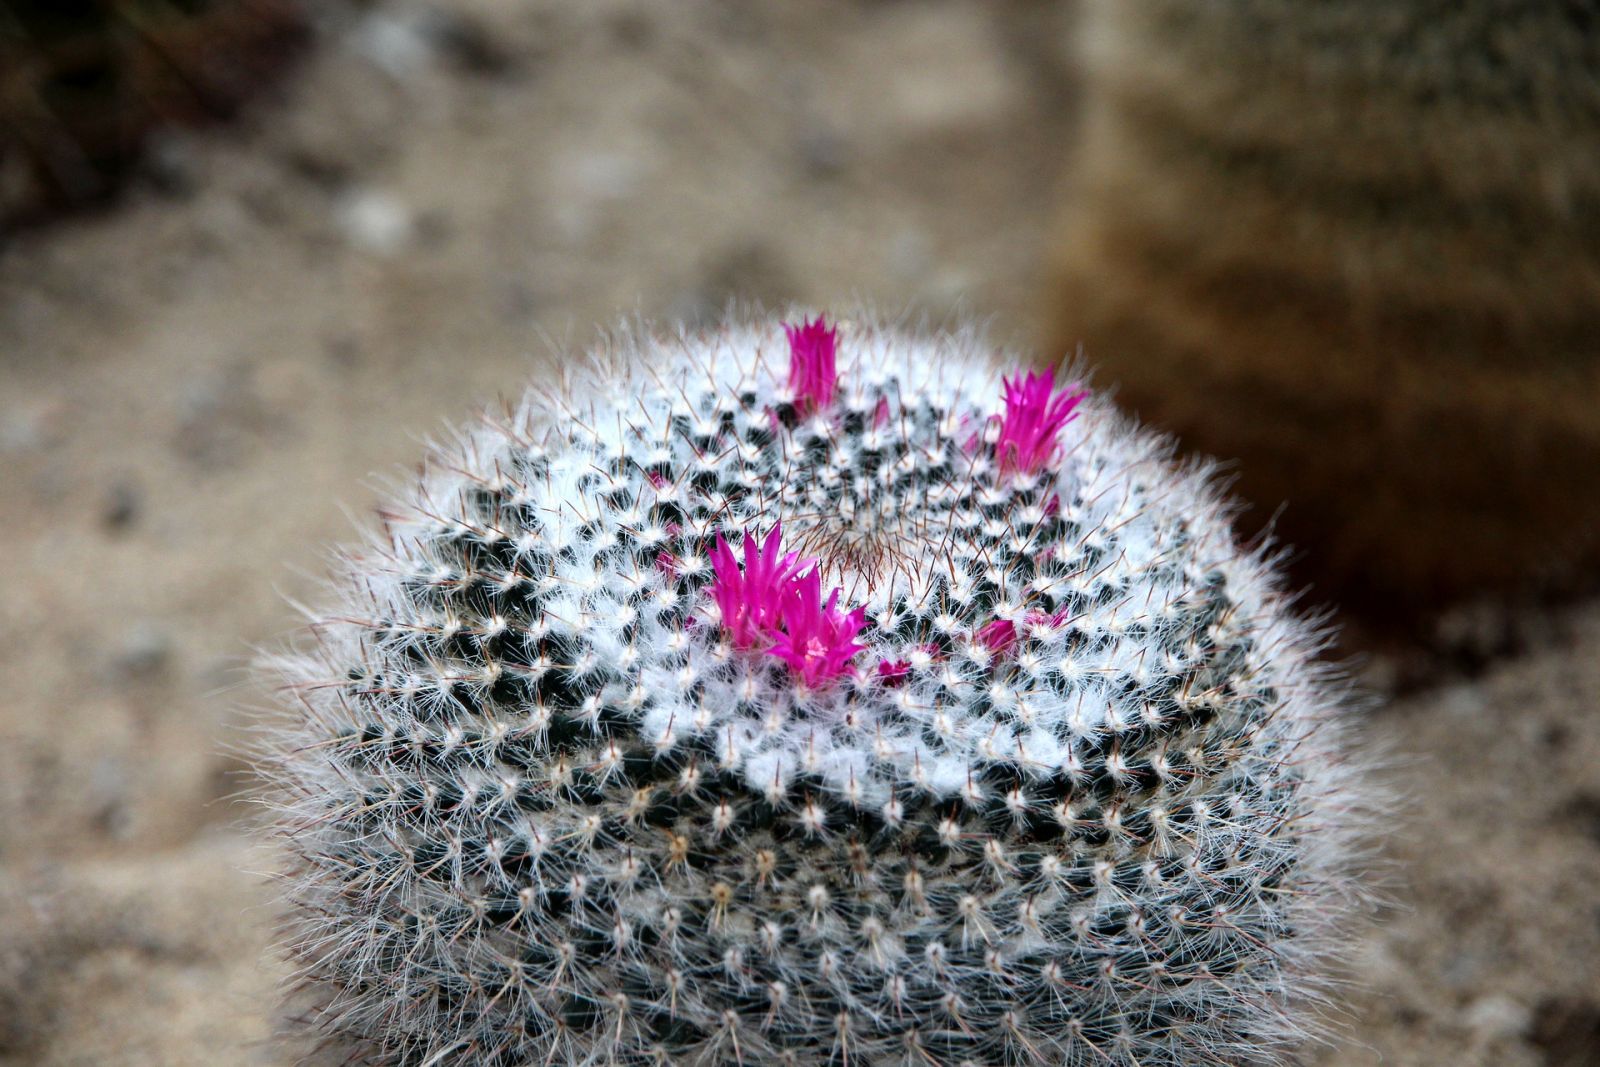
[0,2,1596,1064]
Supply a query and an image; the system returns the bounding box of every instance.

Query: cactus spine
[263,315,1365,1066]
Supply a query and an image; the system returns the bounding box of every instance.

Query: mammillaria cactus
[263,314,1366,1066]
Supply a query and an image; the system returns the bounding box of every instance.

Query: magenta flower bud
[765,569,869,688]
[975,616,1019,657]
[995,367,1087,474]
[784,315,839,416]
[707,524,809,650]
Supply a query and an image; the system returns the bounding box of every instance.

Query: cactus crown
[264,316,1363,1067]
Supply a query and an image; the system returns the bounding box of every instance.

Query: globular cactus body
[264,316,1364,1066]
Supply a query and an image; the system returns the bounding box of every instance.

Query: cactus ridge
[264,318,1364,1066]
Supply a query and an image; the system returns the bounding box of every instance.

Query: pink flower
[975,618,1018,657]
[876,658,912,685]
[767,568,869,688]
[1025,606,1071,633]
[995,369,1086,475]
[708,525,810,650]
[704,522,870,688]
[785,316,839,416]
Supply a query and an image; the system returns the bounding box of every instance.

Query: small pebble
[102,481,141,532]
[1463,994,1531,1040]
[111,626,172,680]
[350,12,434,79]
[336,189,415,255]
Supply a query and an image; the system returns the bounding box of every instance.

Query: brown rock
[1046,0,1600,627]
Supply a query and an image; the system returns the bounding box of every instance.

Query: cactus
[262,315,1366,1066]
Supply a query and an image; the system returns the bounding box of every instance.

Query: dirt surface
[1,3,1596,1065]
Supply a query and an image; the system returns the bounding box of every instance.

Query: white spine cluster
[263,317,1367,1066]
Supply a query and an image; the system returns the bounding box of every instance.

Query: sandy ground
[0,2,1596,1064]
